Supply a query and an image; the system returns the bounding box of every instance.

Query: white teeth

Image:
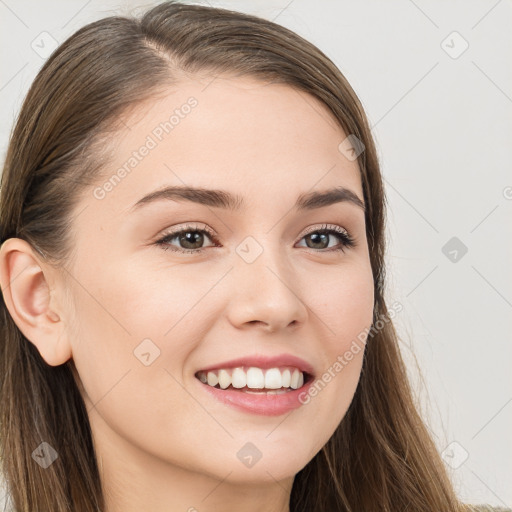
[218,369,231,389]
[244,389,288,395]
[246,367,265,389]
[290,369,300,389]
[231,367,247,389]
[197,366,308,391]
[264,368,282,389]
[207,371,218,387]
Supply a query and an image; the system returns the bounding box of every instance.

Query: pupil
[308,232,327,249]
[181,231,203,249]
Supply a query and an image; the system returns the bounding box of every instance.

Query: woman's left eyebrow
[128,185,365,213]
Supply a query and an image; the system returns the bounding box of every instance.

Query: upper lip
[197,353,315,377]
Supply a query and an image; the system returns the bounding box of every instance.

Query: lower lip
[196,378,314,416]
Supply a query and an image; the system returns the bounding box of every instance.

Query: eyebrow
[128,185,365,213]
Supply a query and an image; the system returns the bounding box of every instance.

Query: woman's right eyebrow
[128,185,365,214]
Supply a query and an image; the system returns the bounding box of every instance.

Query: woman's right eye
[155,226,218,254]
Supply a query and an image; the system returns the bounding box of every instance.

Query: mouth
[194,355,316,415]
[194,366,314,394]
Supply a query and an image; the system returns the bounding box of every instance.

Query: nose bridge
[235,231,289,290]
[226,233,307,330]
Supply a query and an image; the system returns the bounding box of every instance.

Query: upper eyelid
[301,224,349,236]
[159,223,216,240]
[159,222,350,238]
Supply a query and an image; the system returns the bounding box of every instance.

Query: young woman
[0,2,507,511]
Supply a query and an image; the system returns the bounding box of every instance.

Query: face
[61,76,374,488]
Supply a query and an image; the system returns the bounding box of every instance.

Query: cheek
[313,259,375,344]
[71,257,210,354]
[105,257,218,335]
[300,261,374,431]
[66,271,201,449]
[66,256,230,430]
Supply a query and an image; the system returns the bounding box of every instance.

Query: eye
[154,223,356,254]
[296,224,356,253]
[154,223,218,254]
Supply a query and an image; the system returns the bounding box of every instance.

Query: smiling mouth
[194,366,312,393]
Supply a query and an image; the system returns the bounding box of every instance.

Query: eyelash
[154,223,356,255]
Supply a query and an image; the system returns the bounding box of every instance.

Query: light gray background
[1,0,511,508]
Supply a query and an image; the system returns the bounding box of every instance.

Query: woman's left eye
[297,225,356,253]
[154,223,356,254]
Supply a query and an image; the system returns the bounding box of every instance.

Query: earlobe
[0,238,72,366]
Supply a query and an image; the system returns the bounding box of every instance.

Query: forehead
[82,75,364,219]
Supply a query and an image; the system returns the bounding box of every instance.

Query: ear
[0,238,72,366]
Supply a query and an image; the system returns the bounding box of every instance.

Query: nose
[225,244,308,333]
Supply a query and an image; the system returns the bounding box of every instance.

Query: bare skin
[0,75,374,512]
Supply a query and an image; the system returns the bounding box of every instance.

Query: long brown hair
[0,2,471,510]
